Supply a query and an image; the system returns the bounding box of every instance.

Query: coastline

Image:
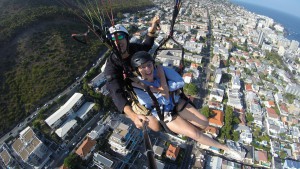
[230,0,300,43]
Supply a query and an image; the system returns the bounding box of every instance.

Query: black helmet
[131,51,154,69]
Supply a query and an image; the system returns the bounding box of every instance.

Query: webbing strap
[144,86,176,135]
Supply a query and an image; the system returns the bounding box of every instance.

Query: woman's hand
[132,114,149,129]
[124,105,149,129]
[158,85,169,99]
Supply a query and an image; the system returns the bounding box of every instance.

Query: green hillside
[0,0,153,136]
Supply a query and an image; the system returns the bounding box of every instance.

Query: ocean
[230,0,300,43]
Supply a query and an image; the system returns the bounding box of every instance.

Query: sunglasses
[111,34,125,41]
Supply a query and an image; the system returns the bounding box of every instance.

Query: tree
[233,117,240,125]
[284,93,296,104]
[279,151,287,160]
[223,106,234,139]
[200,106,210,118]
[103,96,114,111]
[64,153,81,169]
[243,39,248,51]
[232,131,239,141]
[32,120,41,129]
[183,83,198,96]
[117,12,124,19]
[245,113,254,123]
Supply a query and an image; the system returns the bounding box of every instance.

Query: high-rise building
[11,127,52,168]
[278,46,285,56]
[0,143,19,169]
[257,31,264,45]
[289,40,299,51]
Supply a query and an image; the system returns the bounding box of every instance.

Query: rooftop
[45,93,83,127]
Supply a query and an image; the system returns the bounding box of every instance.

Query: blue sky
[232,0,300,18]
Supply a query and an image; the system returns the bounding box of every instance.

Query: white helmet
[109,24,129,36]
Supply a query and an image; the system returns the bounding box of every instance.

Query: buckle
[163,112,173,123]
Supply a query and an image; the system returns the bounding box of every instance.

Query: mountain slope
[0,0,153,136]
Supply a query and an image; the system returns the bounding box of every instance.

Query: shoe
[225,148,244,162]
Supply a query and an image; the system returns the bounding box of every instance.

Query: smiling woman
[129,51,244,161]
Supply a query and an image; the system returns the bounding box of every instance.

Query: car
[87,127,91,131]
[77,137,82,141]
[72,142,76,146]
[64,150,69,155]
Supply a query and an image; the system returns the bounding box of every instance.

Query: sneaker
[225,148,244,162]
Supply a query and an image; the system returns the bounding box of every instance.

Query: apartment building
[45,93,84,129]
[11,127,51,168]
[108,122,142,155]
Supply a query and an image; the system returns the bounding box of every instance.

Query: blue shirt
[133,66,184,115]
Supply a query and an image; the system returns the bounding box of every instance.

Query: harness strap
[144,88,176,135]
[177,97,190,113]
[176,89,196,113]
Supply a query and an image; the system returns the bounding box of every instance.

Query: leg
[176,100,208,130]
[146,115,161,132]
[166,116,227,150]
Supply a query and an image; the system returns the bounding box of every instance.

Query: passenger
[130,51,244,161]
[104,16,164,130]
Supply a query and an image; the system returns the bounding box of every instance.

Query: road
[197,7,212,109]
[0,49,109,145]
[50,112,103,168]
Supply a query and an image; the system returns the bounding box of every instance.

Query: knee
[151,125,161,132]
[188,128,205,141]
[194,130,206,140]
[202,120,209,129]
[149,121,161,132]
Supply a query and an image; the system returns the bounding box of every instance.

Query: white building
[108,122,142,155]
[76,102,95,120]
[285,83,300,97]
[11,127,51,168]
[283,159,300,169]
[184,53,203,64]
[227,89,243,110]
[89,73,106,88]
[45,93,84,129]
[93,152,116,169]
[289,40,299,51]
[156,50,181,67]
[88,124,109,140]
[0,143,18,169]
[231,75,241,90]
[205,155,223,169]
[183,73,193,84]
[209,88,224,102]
[278,46,285,56]
[235,125,253,145]
[214,69,222,84]
[55,119,77,139]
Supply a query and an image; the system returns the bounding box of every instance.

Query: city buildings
[11,127,52,168]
